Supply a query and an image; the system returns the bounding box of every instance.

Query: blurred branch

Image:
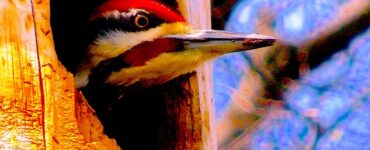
[302,3,370,68]
[211,0,238,29]
[217,1,370,149]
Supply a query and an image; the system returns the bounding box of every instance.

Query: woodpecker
[58,0,275,149]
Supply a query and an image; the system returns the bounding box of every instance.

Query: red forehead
[97,0,186,22]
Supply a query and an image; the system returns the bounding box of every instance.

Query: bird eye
[134,15,149,28]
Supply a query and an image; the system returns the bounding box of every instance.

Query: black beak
[163,30,275,54]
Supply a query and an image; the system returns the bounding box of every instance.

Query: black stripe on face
[84,10,164,45]
[87,53,131,85]
[80,52,132,116]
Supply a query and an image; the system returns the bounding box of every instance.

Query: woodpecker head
[75,0,275,88]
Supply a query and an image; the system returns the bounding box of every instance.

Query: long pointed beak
[163,30,276,54]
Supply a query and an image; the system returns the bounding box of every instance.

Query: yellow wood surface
[0,0,120,149]
[0,0,44,149]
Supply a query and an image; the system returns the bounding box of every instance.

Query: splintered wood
[0,0,119,149]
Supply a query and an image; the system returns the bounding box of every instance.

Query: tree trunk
[176,1,217,149]
[0,0,119,149]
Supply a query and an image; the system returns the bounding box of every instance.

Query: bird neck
[80,71,195,149]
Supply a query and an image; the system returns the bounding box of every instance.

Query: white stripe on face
[75,22,191,88]
[101,9,149,20]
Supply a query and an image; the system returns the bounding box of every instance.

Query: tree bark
[178,1,217,149]
[0,0,120,149]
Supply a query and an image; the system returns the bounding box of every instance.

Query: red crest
[95,0,185,22]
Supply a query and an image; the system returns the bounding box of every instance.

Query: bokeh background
[210,0,370,149]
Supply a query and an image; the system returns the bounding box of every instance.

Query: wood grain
[178,0,217,149]
[0,0,44,149]
[0,0,120,149]
[32,0,121,149]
